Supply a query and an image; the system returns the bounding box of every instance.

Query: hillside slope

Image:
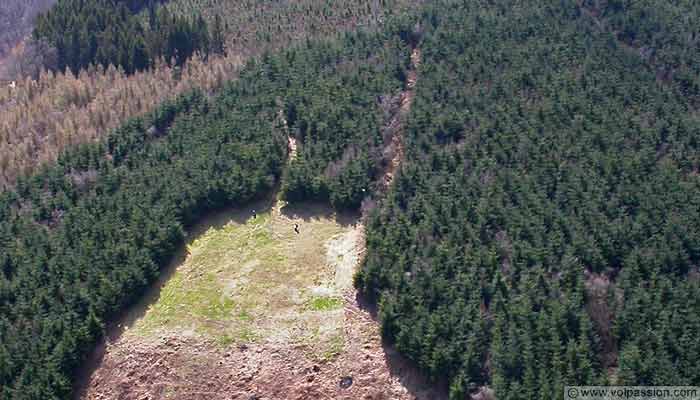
[1,1,700,399]
[80,202,440,400]
[0,0,418,189]
[0,22,412,399]
[357,1,700,398]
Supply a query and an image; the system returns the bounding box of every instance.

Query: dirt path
[277,108,298,162]
[380,47,420,190]
[326,226,365,290]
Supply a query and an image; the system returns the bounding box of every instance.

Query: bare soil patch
[79,200,444,400]
[81,293,441,400]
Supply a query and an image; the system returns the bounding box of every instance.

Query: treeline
[33,0,225,74]
[0,51,245,191]
[162,0,416,57]
[0,73,286,398]
[355,0,700,398]
[0,0,417,190]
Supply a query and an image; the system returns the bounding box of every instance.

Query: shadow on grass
[280,200,359,228]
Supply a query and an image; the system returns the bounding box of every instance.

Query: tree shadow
[355,291,451,400]
[279,200,359,228]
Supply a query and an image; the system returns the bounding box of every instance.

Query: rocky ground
[81,293,442,400]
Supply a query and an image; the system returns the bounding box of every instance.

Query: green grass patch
[237,310,253,321]
[126,203,355,357]
[236,325,260,342]
[216,334,235,347]
[309,296,343,311]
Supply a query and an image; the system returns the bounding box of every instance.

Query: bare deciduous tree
[0,0,56,60]
[0,0,420,188]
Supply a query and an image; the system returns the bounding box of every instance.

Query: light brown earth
[77,199,444,400]
[380,47,420,191]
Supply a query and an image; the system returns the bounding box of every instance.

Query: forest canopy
[32,0,222,74]
[356,0,700,398]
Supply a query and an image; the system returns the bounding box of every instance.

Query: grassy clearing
[127,201,357,359]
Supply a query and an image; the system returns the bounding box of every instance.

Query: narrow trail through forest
[380,47,420,191]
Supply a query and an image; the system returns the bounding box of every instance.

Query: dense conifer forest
[33,0,219,74]
[357,1,700,397]
[2,0,700,399]
[0,85,285,398]
[280,32,411,208]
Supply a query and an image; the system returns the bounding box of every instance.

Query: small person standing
[252,209,256,219]
[294,223,300,234]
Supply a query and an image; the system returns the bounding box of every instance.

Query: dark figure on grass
[252,209,256,219]
[294,223,299,234]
